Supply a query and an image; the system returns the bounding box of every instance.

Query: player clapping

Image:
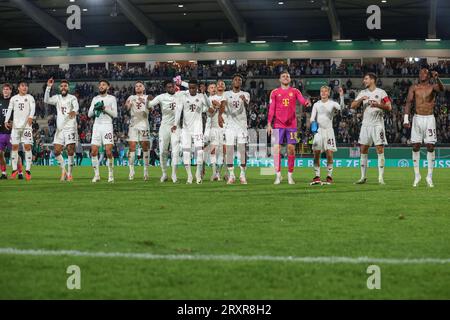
[206,81,227,181]
[351,73,392,185]
[309,86,345,185]
[125,81,151,181]
[267,71,311,185]
[404,69,444,187]
[173,79,209,184]
[88,80,118,183]
[220,74,250,184]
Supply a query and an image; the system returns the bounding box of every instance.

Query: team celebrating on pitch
[0,69,444,187]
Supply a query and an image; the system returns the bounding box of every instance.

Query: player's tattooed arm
[240,94,249,108]
[370,98,391,112]
[44,78,57,105]
[125,96,132,110]
[209,100,220,115]
[218,100,226,128]
[351,95,368,109]
[431,71,444,92]
[403,85,415,128]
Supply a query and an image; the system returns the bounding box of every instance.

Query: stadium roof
[0,0,449,50]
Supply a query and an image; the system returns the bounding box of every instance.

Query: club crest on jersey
[25,99,28,102]
[196,99,199,102]
[289,93,293,97]
[375,95,379,99]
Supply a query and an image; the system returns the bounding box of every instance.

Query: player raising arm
[309,86,344,185]
[267,70,311,185]
[351,73,391,185]
[403,68,444,187]
[4,80,35,181]
[88,80,118,183]
[45,78,79,181]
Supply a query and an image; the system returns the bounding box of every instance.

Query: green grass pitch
[0,166,449,299]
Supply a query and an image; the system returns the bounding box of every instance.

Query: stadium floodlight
[381,39,396,42]
[125,43,140,47]
[46,46,60,49]
[166,43,181,46]
[207,42,223,45]
[292,40,309,43]
[178,4,184,8]
[9,47,22,51]
[336,39,352,42]
[251,41,266,44]
[85,45,99,48]
[425,38,441,42]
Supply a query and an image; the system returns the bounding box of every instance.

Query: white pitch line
[0,248,450,265]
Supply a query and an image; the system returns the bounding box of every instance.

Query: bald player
[404,68,444,187]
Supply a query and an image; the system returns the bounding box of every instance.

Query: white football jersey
[5,94,35,129]
[176,93,208,133]
[148,91,186,127]
[311,97,344,130]
[88,94,118,126]
[224,90,250,130]
[128,94,149,130]
[356,87,389,127]
[209,94,226,129]
[44,87,79,131]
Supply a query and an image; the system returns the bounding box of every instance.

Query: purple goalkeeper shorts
[0,134,11,152]
[273,128,298,145]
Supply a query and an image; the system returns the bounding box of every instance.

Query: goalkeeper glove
[311,121,318,135]
[94,100,104,118]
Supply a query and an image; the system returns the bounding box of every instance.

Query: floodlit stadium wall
[1,40,450,66]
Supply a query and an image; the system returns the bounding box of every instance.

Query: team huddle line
[0,69,444,187]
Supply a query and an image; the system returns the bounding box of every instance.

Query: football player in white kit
[44,78,79,181]
[148,80,187,183]
[351,73,392,185]
[310,86,345,185]
[88,80,118,183]
[220,74,250,184]
[125,81,151,181]
[206,81,227,181]
[173,79,210,184]
[4,80,35,181]
[404,68,444,187]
